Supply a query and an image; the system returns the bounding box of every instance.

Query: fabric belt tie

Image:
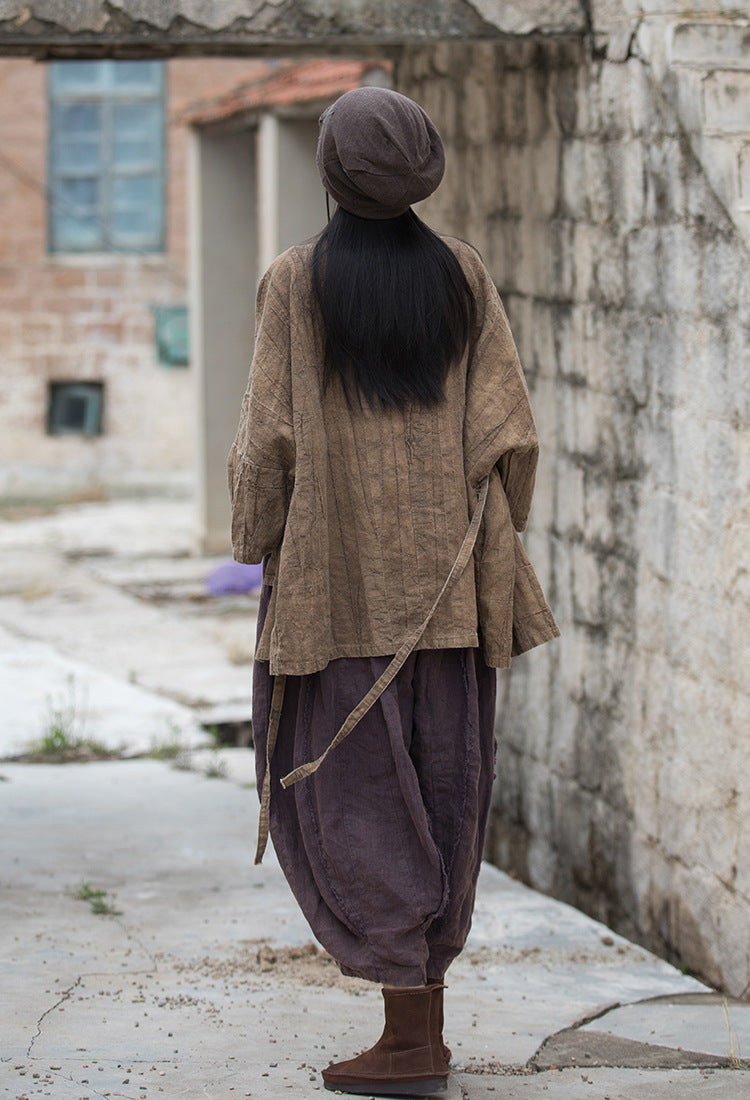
[254,474,490,865]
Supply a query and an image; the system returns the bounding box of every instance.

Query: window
[47,382,104,436]
[48,60,165,253]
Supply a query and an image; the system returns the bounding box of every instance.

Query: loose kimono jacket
[228,236,559,677]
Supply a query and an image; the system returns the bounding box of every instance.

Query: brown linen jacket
[228,236,559,676]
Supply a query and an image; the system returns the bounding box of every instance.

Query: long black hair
[312,208,475,409]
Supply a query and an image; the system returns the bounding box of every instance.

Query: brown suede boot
[321,984,449,1096]
[428,981,451,1065]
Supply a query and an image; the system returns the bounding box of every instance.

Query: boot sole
[322,1077,448,1097]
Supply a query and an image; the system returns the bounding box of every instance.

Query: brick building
[0,56,265,500]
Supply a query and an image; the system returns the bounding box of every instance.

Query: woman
[228,87,558,1097]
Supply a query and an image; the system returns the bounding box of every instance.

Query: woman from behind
[228,86,558,1097]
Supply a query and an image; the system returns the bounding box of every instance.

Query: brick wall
[399,37,750,997]
[0,57,262,499]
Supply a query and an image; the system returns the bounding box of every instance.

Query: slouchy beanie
[316,87,445,220]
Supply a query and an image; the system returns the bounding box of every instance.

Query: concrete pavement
[1,496,748,1098]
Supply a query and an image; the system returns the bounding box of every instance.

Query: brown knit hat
[316,87,445,220]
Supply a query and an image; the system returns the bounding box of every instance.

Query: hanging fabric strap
[254,673,287,863]
[254,474,490,865]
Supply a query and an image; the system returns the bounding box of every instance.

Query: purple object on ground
[205,560,263,596]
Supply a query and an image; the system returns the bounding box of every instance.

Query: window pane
[112,207,159,237]
[113,102,155,134]
[52,214,103,251]
[113,61,161,88]
[51,61,105,91]
[54,102,101,137]
[53,137,101,173]
[113,137,159,168]
[112,173,160,206]
[57,176,99,211]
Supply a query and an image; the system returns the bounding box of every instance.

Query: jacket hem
[260,630,482,678]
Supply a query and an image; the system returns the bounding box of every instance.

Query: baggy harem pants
[252,585,497,987]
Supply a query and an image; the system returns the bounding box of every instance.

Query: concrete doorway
[188,111,322,552]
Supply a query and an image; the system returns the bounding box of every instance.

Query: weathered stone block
[581,474,614,549]
[530,135,561,219]
[502,69,527,145]
[464,0,584,38]
[549,217,576,298]
[739,141,750,205]
[550,62,580,137]
[670,862,749,997]
[660,226,702,316]
[549,531,575,627]
[500,143,526,217]
[524,65,550,144]
[700,231,744,320]
[528,301,556,380]
[703,70,750,135]
[551,777,592,879]
[592,232,627,309]
[628,58,657,138]
[461,71,493,146]
[671,19,750,70]
[555,456,585,537]
[569,541,604,627]
[561,138,588,218]
[584,141,615,224]
[625,226,663,312]
[597,58,631,139]
[545,686,580,783]
[671,320,730,423]
[671,65,708,138]
[613,136,646,228]
[726,324,750,424]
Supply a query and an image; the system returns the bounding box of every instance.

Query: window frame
[47,60,167,256]
[46,380,105,437]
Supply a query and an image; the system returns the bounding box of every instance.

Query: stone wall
[398,36,750,997]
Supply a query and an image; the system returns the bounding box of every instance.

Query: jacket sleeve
[227,258,295,564]
[462,252,538,532]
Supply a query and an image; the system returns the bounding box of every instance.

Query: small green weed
[23,730,119,763]
[149,718,188,761]
[45,673,87,742]
[74,882,122,917]
[149,736,183,760]
[203,750,228,779]
[20,675,119,762]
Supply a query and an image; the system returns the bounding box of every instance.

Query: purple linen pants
[252,585,497,987]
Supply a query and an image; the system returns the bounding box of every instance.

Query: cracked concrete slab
[0,499,257,757]
[460,1068,750,1098]
[1,496,747,1098]
[0,0,586,57]
[0,755,732,1099]
[576,994,750,1064]
[533,1027,737,1071]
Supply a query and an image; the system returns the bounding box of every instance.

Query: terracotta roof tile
[179,58,392,125]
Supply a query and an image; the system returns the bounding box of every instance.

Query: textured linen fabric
[252,583,497,986]
[228,236,559,676]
